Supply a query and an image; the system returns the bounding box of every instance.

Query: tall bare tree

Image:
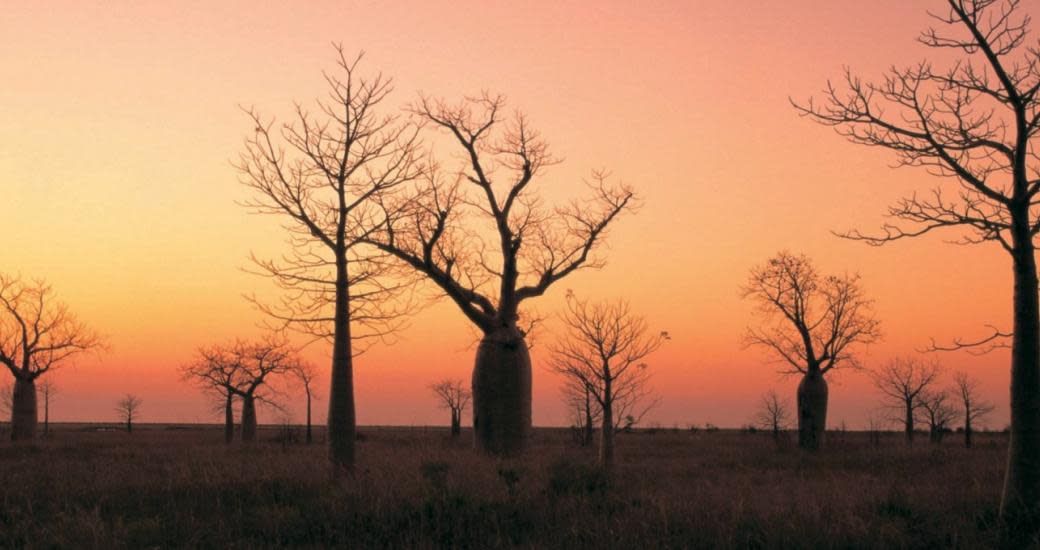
[547,296,666,465]
[39,380,57,437]
[236,47,424,469]
[754,390,792,443]
[743,252,881,451]
[561,375,599,446]
[872,357,943,444]
[293,362,319,444]
[116,394,142,433]
[793,0,1040,520]
[0,275,101,440]
[917,390,958,444]
[366,93,637,455]
[953,371,996,448]
[429,378,471,437]
[181,344,243,444]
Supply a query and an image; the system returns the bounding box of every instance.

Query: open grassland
[0,426,1018,549]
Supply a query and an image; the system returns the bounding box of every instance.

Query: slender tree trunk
[796,369,828,451]
[241,395,257,442]
[43,393,49,437]
[904,401,914,445]
[11,377,37,441]
[224,394,234,444]
[600,400,614,466]
[772,421,780,442]
[471,324,531,455]
[1001,221,1040,524]
[965,415,973,449]
[583,391,594,447]
[327,252,356,470]
[305,392,313,445]
[126,416,132,433]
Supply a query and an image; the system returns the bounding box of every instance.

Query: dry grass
[0,425,1021,549]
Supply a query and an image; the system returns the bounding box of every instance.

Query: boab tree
[429,378,471,437]
[236,47,423,469]
[227,337,296,442]
[742,252,881,451]
[367,94,636,455]
[872,357,943,444]
[0,275,101,440]
[793,0,1040,519]
[293,362,319,444]
[917,390,958,444]
[182,344,243,444]
[754,390,792,443]
[954,371,996,448]
[547,296,666,465]
[116,394,142,433]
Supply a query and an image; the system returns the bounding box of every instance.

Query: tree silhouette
[366,93,637,455]
[742,252,881,451]
[0,275,101,441]
[547,296,665,465]
[235,46,424,470]
[560,375,599,446]
[39,380,57,437]
[753,390,791,443]
[953,371,996,448]
[793,0,1040,520]
[872,357,943,445]
[916,390,957,444]
[182,344,243,444]
[116,394,142,434]
[428,379,471,437]
[293,362,320,444]
[226,337,296,442]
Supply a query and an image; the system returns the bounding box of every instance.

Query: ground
[0,425,1018,549]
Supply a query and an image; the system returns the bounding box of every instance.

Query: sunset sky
[3,1,1032,429]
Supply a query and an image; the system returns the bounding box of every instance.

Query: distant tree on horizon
[547,296,666,466]
[872,357,943,445]
[561,375,599,447]
[39,380,57,437]
[235,45,424,471]
[116,394,143,434]
[182,344,244,444]
[362,93,638,456]
[0,274,102,441]
[293,362,320,445]
[916,390,957,444]
[225,336,297,443]
[742,252,881,451]
[428,379,471,437]
[793,0,1040,523]
[953,371,995,448]
[753,390,791,443]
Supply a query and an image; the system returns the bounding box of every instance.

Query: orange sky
[2,1,1032,429]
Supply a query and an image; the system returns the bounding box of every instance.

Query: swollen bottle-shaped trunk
[224,395,234,444]
[450,409,461,437]
[11,378,37,441]
[796,370,828,451]
[1001,232,1040,523]
[471,325,531,455]
[241,395,257,442]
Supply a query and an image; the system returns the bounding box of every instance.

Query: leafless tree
[754,390,791,442]
[181,344,243,444]
[917,390,958,444]
[39,380,57,437]
[561,375,599,446]
[793,0,1040,520]
[429,378,471,437]
[235,46,424,470]
[547,296,666,465]
[293,362,319,444]
[0,275,102,440]
[872,357,943,444]
[364,92,637,455]
[116,394,142,433]
[225,336,297,442]
[742,252,881,451]
[953,371,996,448]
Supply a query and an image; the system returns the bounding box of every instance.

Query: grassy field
[0,425,1019,549]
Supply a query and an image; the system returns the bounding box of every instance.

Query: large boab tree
[792,0,1040,522]
[236,47,423,469]
[742,252,880,451]
[0,275,101,440]
[367,94,636,454]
